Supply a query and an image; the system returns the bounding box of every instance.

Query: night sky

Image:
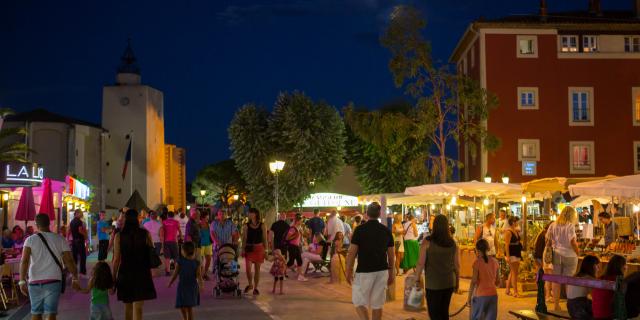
[0,1,632,180]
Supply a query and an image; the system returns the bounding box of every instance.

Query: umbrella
[125,190,148,211]
[15,187,36,229]
[38,178,56,221]
[404,180,522,198]
[569,174,640,200]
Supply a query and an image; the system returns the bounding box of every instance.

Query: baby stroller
[213,243,241,298]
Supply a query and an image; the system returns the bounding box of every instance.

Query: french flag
[122,140,132,180]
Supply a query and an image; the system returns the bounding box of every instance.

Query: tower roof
[117,39,141,75]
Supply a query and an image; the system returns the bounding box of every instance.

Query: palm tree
[0,108,29,162]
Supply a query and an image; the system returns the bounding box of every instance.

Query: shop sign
[522,161,537,176]
[66,176,90,200]
[299,193,358,208]
[0,162,44,185]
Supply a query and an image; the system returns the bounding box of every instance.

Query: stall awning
[404,181,522,199]
[358,193,446,206]
[522,176,614,198]
[569,174,640,200]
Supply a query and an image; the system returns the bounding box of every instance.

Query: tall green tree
[229,92,345,216]
[381,5,500,183]
[191,159,247,206]
[344,101,432,193]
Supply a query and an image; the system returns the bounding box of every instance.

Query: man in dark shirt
[346,202,394,320]
[69,209,87,275]
[269,212,290,257]
[186,208,201,260]
[305,209,325,242]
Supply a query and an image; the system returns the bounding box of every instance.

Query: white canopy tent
[569,174,640,200]
[404,180,522,199]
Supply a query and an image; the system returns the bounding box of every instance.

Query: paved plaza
[8,253,541,320]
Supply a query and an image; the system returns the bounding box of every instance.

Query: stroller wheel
[236,289,242,298]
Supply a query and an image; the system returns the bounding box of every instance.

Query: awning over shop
[404,180,522,199]
[522,176,614,198]
[569,174,640,200]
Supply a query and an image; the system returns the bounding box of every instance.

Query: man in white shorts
[346,202,395,320]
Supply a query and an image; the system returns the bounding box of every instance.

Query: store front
[63,175,94,247]
[292,192,360,218]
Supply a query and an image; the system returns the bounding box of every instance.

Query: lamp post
[269,160,285,215]
[200,190,206,210]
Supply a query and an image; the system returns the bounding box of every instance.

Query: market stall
[569,174,640,274]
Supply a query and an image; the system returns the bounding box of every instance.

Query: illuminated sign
[299,193,358,208]
[66,176,91,200]
[0,162,44,185]
[522,161,537,176]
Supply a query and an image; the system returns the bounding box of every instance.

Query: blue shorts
[28,281,62,315]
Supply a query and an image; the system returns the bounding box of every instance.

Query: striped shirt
[210,219,237,246]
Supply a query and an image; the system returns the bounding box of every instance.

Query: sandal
[244,285,253,294]
[253,289,260,295]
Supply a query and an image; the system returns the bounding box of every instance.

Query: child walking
[78,261,114,320]
[169,241,203,320]
[270,249,286,294]
[468,239,500,320]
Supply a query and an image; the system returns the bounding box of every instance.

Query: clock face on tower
[120,97,130,106]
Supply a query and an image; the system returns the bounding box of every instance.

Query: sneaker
[297,275,308,282]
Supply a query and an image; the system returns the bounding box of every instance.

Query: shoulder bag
[36,233,68,293]
[542,225,554,265]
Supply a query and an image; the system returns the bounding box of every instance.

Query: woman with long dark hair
[415,215,460,320]
[113,209,157,320]
[241,208,268,295]
[566,254,599,319]
[504,216,523,298]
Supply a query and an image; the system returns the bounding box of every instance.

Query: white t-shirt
[174,215,189,237]
[546,222,577,257]
[144,220,162,243]
[326,216,345,241]
[403,221,418,241]
[24,232,71,283]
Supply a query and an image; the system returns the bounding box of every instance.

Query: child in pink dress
[270,249,286,294]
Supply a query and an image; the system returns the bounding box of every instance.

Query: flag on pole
[122,140,132,180]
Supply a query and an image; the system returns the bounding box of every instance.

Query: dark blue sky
[0,0,631,180]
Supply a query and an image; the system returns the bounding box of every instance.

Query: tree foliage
[191,159,247,206]
[0,108,29,162]
[229,92,345,216]
[344,101,431,194]
[381,5,500,182]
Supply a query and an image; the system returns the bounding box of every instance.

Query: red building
[451,0,640,183]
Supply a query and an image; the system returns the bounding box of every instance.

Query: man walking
[96,211,111,261]
[69,209,87,275]
[269,211,290,255]
[305,209,324,241]
[160,211,182,276]
[143,211,162,259]
[325,210,345,242]
[185,208,201,261]
[20,214,80,320]
[474,213,499,258]
[346,202,395,320]
[210,209,239,248]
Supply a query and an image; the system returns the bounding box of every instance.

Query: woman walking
[241,208,268,295]
[400,214,419,273]
[112,209,157,320]
[546,206,580,311]
[199,212,213,280]
[392,213,405,276]
[504,216,523,298]
[415,215,460,320]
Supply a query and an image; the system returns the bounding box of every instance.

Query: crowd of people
[10,201,640,320]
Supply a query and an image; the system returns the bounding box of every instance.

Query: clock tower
[101,40,166,210]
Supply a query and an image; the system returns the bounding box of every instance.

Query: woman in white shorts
[546,206,579,311]
[504,216,523,297]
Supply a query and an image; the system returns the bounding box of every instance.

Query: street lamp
[269,160,285,215]
[502,175,510,184]
[484,174,492,183]
[200,189,207,210]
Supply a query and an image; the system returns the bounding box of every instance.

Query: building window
[518,139,540,161]
[583,36,597,52]
[517,35,538,58]
[569,141,595,174]
[632,88,640,126]
[560,35,578,52]
[568,87,594,126]
[634,142,640,173]
[517,87,539,110]
[625,36,640,52]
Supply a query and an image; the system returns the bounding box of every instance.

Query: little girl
[78,261,114,320]
[169,241,203,320]
[469,239,499,320]
[270,249,286,294]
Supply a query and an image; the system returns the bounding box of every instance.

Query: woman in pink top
[468,239,499,320]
